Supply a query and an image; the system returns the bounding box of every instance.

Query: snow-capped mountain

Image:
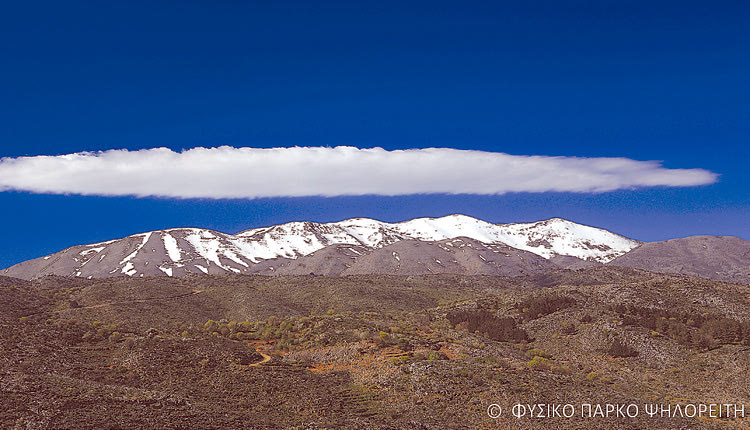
[0,215,641,279]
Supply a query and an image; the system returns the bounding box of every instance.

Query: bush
[427,352,442,361]
[527,356,552,371]
[496,359,512,369]
[477,356,501,366]
[390,356,409,365]
[472,373,485,385]
[397,338,412,351]
[524,348,551,359]
[204,320,218,332]
[377,331,391,347]
[607,337,638,358]
[551,364,572,375]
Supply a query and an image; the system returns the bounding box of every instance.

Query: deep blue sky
[1,1,748,268]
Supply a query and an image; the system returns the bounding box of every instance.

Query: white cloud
[0,146,718,199]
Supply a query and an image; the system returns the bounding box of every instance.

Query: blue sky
[0,0,748,268]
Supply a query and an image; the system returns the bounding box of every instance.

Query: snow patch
[121,261,137,276]
[80,247,105,256]
[163,233,182,262]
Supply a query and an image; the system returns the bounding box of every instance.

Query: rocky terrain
[2,269,750,429]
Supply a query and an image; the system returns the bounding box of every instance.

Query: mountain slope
[608,235,750,284]
[257,237,557,276]
[341,237,556,276]
[1,215,640,279]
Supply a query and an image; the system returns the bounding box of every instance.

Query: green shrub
[524,348,551,359]
[478,356,501,366]
[390,356,409,365]
[527,356,552,371]
[377,331,391,346]
[204,320,218,332]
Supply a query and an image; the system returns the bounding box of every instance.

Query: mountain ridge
[1,215,640,279]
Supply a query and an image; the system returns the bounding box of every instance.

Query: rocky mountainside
[1,215,639,279]
[255,237,557,276]
[608,235,750,284]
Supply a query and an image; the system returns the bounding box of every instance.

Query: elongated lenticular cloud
[0,146,717,199]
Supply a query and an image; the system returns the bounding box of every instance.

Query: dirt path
[248,351,271,367]
[73,290,204,311]
[24,290,204,317]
